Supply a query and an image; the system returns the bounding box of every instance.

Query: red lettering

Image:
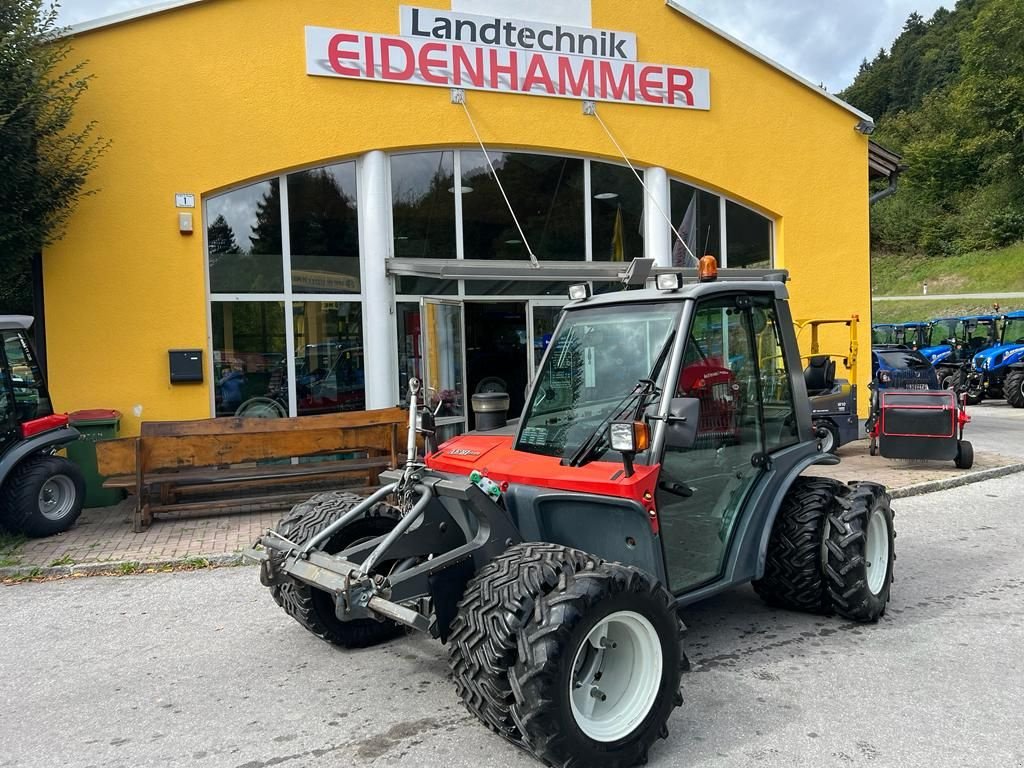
[365,34,375,77]
[328,33,360,76]
[419,42,449,84]
[558,57,594,98]
[381,37,415,81]
[599,60,635,101]
[667,68,695,106]
[453,45,484,87]
[489,48,519,90]
[639,66,664,104]
[522,54,555,94]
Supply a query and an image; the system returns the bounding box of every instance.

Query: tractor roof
[960,315,999,322]
[899,321,929,328]
[0,315,33,330]
[1003,311,1024,319]
[566,276,789,310]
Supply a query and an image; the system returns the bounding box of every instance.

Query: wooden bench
[96,407,406,531]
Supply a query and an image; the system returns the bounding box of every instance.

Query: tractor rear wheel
[1005,369,1024,408]
[447,542,600,740]
[952,370,984,405]
[753,476,841,613]
[0,455,85,538]
[266,491,404,648]
[823,482,894,622]
[509,556,683,768]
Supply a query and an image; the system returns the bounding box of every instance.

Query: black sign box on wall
[169,349,204,383]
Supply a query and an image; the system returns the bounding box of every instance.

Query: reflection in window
[391,152,456,259]
[288,163,360,293]
[464,280,576,296]
[461,152,585,261]
[395,276,458,296]
[422,302,465,418]
[591,162,643,262]
[726,201,773,268]
[211,302,288,417]
[670,181,721,267]
[207,180,284,293]
[396,303,422,403]
[293,302,365,415]
[2,330,52,422]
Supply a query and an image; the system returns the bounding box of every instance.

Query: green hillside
[872,298,1010,324]
[872,243,1024,297]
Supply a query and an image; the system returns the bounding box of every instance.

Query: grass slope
[872,299,1009,324]
[871,242,1024,297]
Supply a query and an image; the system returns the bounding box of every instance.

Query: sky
[56,0,948,92]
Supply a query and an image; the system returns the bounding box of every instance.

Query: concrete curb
[0,551,252,582]
[888,462,1024,499]
[4,462,1023,582]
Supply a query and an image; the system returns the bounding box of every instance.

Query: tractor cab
[871,323,899,346]
[930,314,1000,391]
[917,317,959,364]
[0,317,86,537]
[897,321,930,350]
[428,269,826,596]
[964,311,1024,406]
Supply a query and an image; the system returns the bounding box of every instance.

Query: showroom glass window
[206,180,284,293]
[591,161,643,263]
[725,200,773,268]
[288,162,360,293]
[293,302,365,416]
[461,152,585,261]
[391,151,456,260]
[210,302,288,418]
[669,180,721,266]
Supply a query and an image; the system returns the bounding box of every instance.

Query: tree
[206,214,241,255]
[0,1,108,313]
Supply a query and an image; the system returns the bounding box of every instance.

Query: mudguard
[0,426,80,488]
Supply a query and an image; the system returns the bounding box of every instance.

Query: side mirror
[664,397,701,450]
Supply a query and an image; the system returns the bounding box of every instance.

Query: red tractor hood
[425,433,659,502]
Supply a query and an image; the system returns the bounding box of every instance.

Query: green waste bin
[66,409,124,508]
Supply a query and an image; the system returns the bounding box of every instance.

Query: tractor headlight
[879,371,892,384]
[609,421,650,453]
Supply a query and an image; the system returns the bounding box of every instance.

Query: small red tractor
[0,316,85,537]
[247,262,895,767]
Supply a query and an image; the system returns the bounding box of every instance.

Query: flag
[611,205,625,262]
[672,193,698,268]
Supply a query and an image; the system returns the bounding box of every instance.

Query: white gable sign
[305,6,710,110]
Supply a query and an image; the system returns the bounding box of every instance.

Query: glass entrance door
[420,298,467,440]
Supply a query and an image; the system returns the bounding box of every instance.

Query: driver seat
[804,355,836,396]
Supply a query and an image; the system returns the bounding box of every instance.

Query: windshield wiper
[563,331,676,468]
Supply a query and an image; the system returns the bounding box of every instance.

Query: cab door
[655,295,798,594]
[420,298,468,441]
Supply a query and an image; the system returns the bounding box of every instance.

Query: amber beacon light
[698,254,718,282]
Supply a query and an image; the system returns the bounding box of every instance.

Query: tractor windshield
[962,319,997,351]
[1002,317,1024,345]
[516,302,679,460]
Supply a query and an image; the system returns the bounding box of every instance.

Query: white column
[360,150,399,408]
[644,166,672,267]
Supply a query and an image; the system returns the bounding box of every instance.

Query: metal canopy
[387,258,788,285]
[386,258,631,282]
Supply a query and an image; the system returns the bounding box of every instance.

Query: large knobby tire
[937,368,956,392]
[267,491,404,648]
[1005,369,1024,408]
[952,370,983,405]
[823,482,895,622]
[509,556,684,768]
[0,455,85,538]
[752,476,843,614]
[447,542,601,740]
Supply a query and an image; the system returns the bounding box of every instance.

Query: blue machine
[871,347,940,391]
[964,311,1024,407]
[931,315,1000,393]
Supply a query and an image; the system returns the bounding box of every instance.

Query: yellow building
[44,0,882,436]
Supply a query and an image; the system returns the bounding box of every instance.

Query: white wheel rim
[38,476,77,521]
[821,429,835,453]
[865,507,890,595]
[569,610,662,743]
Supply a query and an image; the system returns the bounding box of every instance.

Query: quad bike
[0,316,85,537]
[246,261,895,768]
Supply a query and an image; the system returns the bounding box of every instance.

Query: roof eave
[60,0,211,37]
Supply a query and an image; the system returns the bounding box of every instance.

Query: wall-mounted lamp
[855,119,876,135]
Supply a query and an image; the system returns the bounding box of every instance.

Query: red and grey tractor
[246,263,895,768]
[0,316,86,537]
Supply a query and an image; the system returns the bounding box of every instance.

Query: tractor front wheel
[266,491,404,648]
[1005,369,1024,408]
[753,476,841,613]
[509,557,683,768]
[0,455,85,538]
[824,482,895,622]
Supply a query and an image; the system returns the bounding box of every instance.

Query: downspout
[869,171,900,205]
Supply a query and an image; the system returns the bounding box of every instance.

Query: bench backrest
[96,408,406,477]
